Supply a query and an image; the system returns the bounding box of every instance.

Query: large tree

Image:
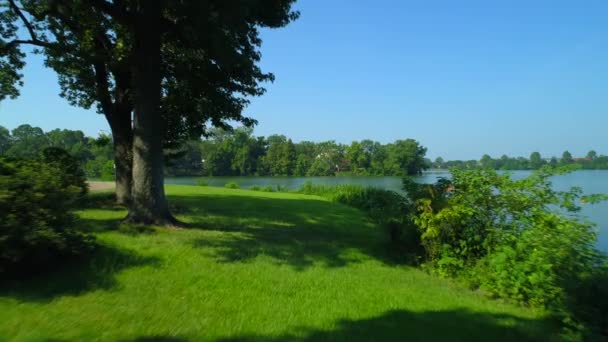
[561,150,574,165]
[6,124,49,158]
[385,139,428,176]
[0,0,298,224]
[529,151,544,169]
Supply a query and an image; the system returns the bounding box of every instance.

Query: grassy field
[0,185,561,341]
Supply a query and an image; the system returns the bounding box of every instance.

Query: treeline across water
[2,124,607,179]
[432,151,608,170]
[177,128,428,177]
[0,125,429,178]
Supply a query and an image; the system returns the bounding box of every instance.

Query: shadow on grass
[79,216,158,235]
[122,337,188,342]
[78,192,158,235]
[172,193,410,270]
[0,243,160,302]
[79,191,126,212]
[219,309,556,342]
[78,190,409,271]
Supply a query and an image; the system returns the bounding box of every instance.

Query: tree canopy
[0,0,298,224]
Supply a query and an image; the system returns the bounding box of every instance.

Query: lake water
[166,170,608,252]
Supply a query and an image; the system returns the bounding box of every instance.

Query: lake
[166,170,608,252]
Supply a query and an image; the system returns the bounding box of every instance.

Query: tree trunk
[126,0,175,225]
[107,109,133,205]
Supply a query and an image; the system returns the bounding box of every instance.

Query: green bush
[298,182,407,220]
[100,160,115,181]
[298,182,420,252]
[195,179,209,186]
[249,185,261,191]
[406,167,608,336]
[224,182,240,189]
[564,262,608,338]
[261,185,275,192]
[42,147,88,196]
[0,157,93,273]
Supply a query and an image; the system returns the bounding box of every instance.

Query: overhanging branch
[0,38,49,53]
[8,0,39,41]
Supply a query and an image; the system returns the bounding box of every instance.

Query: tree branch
[7,0,39,42]
[0,38,49,53]
[93,60,114,116]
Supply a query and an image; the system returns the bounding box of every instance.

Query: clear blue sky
[1,0,607,160]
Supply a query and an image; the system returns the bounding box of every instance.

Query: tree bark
[107,108,133,205]
[126,0,175,225]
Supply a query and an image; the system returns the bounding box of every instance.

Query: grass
[0,185,561,341]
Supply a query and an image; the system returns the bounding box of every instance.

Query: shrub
[100,160,115,181]
[297,182,420,253]
[224,182,240,189]
[298,182,407,220]
[0,157,93,273]
[195,179,209,186]
[406,167,608,336]
[564,262,608,338]
[249,185,261,191]
[41,147,88,196]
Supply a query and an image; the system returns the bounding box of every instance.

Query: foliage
[0,0,299,223]
[99,160,115,181]
[197,128,429,177]
[224,182,240,189]
[563,262,608,338]
[4,124,49,159]
[0,157,92,273]
[249,185,262,191]
[1,124,434,178]
[383,139,429,175]
[41,147,88,196]
[432,150,608,170]
[261,185,275,192]
[298,181,421,253]
[405,167,607,336]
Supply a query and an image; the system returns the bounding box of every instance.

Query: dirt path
[88,181,115,191]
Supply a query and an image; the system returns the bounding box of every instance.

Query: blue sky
[1,0,607,160]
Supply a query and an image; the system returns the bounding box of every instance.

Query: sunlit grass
[0,185,560,341]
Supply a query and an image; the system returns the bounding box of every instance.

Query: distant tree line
[5,123,604,176]
[179,128,429,177]
[431,150,608,170]
[0,124,114,180]
[0,125,430,178]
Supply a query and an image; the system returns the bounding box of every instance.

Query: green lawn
[0,185,561,341]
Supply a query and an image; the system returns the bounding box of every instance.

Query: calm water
[166,170,608,252]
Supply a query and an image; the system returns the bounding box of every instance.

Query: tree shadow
[0,243,161,302]
[78,192,158,235]
[218,309,557,342]
[79,191,126,212]
[172,193,404,270]
[79,216,158,235]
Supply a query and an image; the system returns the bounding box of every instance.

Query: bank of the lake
[165,170,608,252]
